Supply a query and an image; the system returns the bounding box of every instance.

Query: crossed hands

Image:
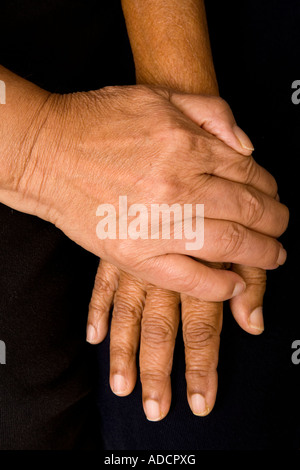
[84,93,288,421]
[2,78,287,421]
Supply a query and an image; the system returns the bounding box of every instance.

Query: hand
[87,261,266,420]
[86,97,274,420]
[6,84,288,301]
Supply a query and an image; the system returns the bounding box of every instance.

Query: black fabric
[95,0,300,450]
[0,0,299,450]
[0,0,134,450]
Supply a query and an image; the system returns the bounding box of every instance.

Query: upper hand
[86,95,283,419]
[11,87,288,301]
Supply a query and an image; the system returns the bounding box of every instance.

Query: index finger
[170,92,278,197]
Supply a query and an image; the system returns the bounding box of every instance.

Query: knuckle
[110,343,135,362]
[278,203,290,234]
[178,269,208,296]
[239,156,260,186]
[212,96,230,114]
[88,299,107,318]
[155,174,184,201]
[142,317,174,344]
[119,273,146,296]
[243,158,279,198]
[270,175,279,197]
[185,369,217,383]
[249,275,267,290]
[165,124,190,145]
[146,285,180,306]
[272,242,282,266]
[183,320,219,350]
[140,369,170,384]
[263,240,281,268]
[113,297,143,324]
[94,275,115,296]
[220,222,246,258]
[242,187,264,227]
[235,266,267,286]
[159,124,197,157]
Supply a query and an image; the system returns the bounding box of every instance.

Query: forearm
[121,0,219,95]
[0,66,50,197]
[122,0,223,273]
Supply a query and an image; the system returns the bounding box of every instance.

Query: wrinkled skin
[16,86,286,301]
[86,95,283,420]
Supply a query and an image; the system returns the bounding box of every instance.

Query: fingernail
[232,282,246,297]
[144,400,162,421]
[277,247,287,265]
[86,324,97,344]
[111,374,128,395]
[233,125,254,151]
[248,307,264,332]
[191,394,209,416]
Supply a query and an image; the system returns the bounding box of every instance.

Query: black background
[0,0,299,450]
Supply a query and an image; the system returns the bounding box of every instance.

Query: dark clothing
[0,0,134,450]
[0,0,299,450]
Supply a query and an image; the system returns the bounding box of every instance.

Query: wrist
[0,75,80,226]
[136,67,219,96]
[0,67,56,217]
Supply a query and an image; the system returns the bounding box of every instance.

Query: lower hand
[87,261,266,420]
[86,97,273,419]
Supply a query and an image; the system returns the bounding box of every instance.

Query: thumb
[170,93,254,156]
[134,254,246,302]
[229,264,266,335]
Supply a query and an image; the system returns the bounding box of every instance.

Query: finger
[140,287,180,421]
[168,218,287,269]
[87,260,120,344]
[109,272,146,396]
[197,175,289,237]
[211,152,279,199]
[229,265,267,335]
[134,253,246,302]
[125,223,285,299]
[181,294,222,416]
[171,93,254,155]
[170,92,278,197]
